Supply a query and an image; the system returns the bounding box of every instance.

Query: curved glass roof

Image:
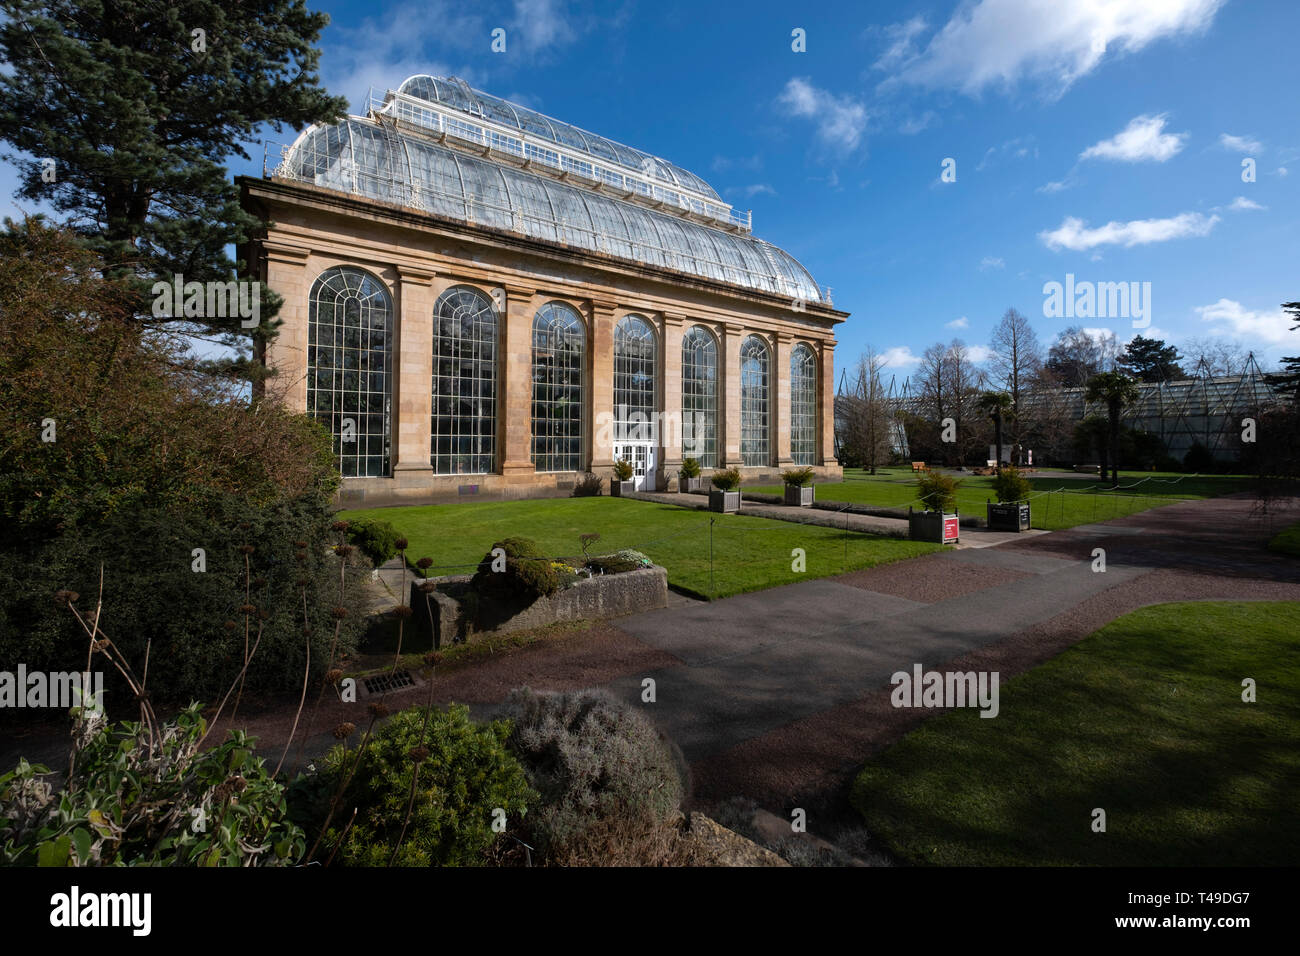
[395,75,721,202]
[280,116,824,303]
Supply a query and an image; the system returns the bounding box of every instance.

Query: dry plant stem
[196,619,265,749]
[387,651,441,864]
[274,589,312,778]
[325,808,359,868]
[390,547,408,676]
[230,550,252,723]
[304,715,376,864]
[289,538,349,775]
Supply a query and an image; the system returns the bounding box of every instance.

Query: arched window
[532,302,586,472]
[614,315,656,442]
[740,335,770,466]
[431,285,498,474]
[307,266,392,478]
[790,343,818,465]
[681,325,718,468]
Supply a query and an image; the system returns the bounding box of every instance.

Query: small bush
[990,466,1032,504]
[347,517,402,567]
[571,472,604,497]
[296,704,535,867]
[2,704,303,866]
[503,688,687,864]
[587,549,652,575]
[711,468,741,491]
[679,457,701,479]
[471,537,560,605]
[781,467,815,487]
[613,459,634,481]
[916,471,960,512]
[1183,441,1216,473]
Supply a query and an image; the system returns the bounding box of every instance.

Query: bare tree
[1044,325,1119,386]
[988,307,1042,463]
[943,339,986,464]
[839,348,893,473]
[1180,337,1252,378]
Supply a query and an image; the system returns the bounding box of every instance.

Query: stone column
[393,264,437,482]
[501,283,537,477]
[721,322,744,468]
[588,298,617,473]
[660,313,685,484]
[262,242,312,412]
[819,339,839,466]
[774,332,794,467]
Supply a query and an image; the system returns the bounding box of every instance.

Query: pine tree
[1117,334,1186,383]
[1264,302,1300,401]
[0,0,347,371]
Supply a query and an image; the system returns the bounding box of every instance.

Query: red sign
[943,516,960,543]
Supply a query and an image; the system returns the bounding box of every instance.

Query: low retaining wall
[410,564,668,647]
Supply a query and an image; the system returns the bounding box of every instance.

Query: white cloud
[1219,133,1263,154]
[966,345,995,363]
[976,136,1038,171]
[898,111,938,135]
[1037,178,1074,194]
[1228,196,1265,211]
[947,316,970,329]
[1196,299,1297,347]
[712,154,763,173]
[874,16,929,71]
[778,78,868,153]
[1079,113,1186,163]
[880,346,920,368]
[887,0,1224,98]
[1278,167,1289,177]
[734,183,776,198]
[1039,212,1219,251]
[979,256,1005,271]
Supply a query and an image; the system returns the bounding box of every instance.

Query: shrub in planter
[295,704,536,867]
[471,537,560,605]
[987,466,1032,532]
[2,704,304,866]
[782,467,816,506]
[611,458,636,497]
[678,457,703,492]
[587,549,652,575]
[679,457,701,479]
[916,471,961,513]
[347,517,402,567]
[502,688,687,865]
[708,468,742,513]
[710,468,741,491]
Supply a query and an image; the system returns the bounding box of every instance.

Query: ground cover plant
[850,601,1300,865]
[342,496,940,599]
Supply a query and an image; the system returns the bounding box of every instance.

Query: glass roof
[396,75,722,202]
[281,116,825,303]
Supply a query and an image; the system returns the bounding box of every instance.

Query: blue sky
[5,0,1297,380]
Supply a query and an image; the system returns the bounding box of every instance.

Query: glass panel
[790,344,818,465]
[431,285,498,474]
[681,325,718,468]
[614,315,656,442]
[740,335,770,466]
[531,302,586,472]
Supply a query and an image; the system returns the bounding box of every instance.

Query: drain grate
[362,669,415,695]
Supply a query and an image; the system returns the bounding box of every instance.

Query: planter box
[410,565,669,646]
[783,485,814,507]
[679,476,704,493]
[709,489,741,513]
[908,509,960,544]
[610,480,636,497]
[987,502,1031,532]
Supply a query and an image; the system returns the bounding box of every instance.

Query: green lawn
[340,496,941,599]
[752,469,1258,531]
[1268,520,1300,558]
[850,601,1300,865]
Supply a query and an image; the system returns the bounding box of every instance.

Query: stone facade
[239,170,847,507]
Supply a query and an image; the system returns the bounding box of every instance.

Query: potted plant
[709,467,742,513]
[610,458,635,497]
[781,466,815,507]
[909,470,961,543]
[987,466,1032,532]
[678,456,704,493]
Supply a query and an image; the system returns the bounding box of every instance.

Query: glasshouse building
[240,75,846,504]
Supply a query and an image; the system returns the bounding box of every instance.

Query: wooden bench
[911,462,928,473]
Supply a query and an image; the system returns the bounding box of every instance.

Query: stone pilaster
[588,298,617,472]
[501,283,537,476]
[721,323,744,469]
[820,339,839,466]
[393,264,437,479]
[660,313,685,480]
[775,331,794,467]
[262,242,312,413]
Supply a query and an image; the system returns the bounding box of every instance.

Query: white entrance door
[613,442,657,491]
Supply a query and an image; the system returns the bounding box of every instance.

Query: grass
[752,468,1258,531]
[340,496,941,600]
[1267,520,1300,558]
[850,601,1300,865]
